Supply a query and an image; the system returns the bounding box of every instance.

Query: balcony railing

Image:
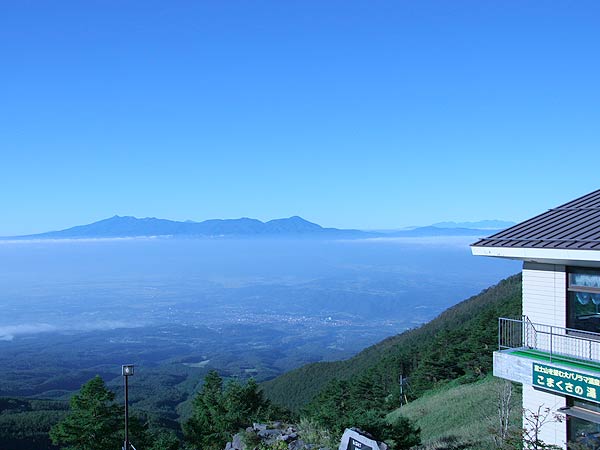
[498,316,600,364]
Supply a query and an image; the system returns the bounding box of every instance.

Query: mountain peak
[9,215,356,240]
[265,216,323,233]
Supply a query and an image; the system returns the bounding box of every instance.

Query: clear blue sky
[1,1,599,235]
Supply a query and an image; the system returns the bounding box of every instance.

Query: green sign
[533,363,600,403]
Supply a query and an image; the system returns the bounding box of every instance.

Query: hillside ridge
[262,273,522,412]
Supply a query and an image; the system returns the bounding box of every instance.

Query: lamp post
[122,364,135,450]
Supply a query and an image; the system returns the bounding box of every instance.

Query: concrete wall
[493,351,532,383]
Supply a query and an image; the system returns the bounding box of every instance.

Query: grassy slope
[262,274,522,412]
[387,376,522,450]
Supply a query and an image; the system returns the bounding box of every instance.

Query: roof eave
[471,245,600,267]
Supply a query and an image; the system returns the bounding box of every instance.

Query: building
[471,189,600,449]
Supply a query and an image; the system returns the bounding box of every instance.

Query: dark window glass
[568,269,600,333]
[568,398,600,449]
[571,271,600,290]
[568,416,600,449]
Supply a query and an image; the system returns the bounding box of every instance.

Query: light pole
[122,364,135,450]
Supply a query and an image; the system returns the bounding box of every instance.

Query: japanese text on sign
[532,363,600,403]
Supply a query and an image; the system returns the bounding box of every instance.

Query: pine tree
[49,376,121,450]
[184,370,228,449]
[183,371,270,450]
[147,430,181,450]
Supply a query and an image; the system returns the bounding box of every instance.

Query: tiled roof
[472,189,600,250]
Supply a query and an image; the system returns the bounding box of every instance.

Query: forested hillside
[262,274,522,412]
[0,398,67,450]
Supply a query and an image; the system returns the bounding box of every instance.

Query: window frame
[565,397,600,449]
[567,268,600,335]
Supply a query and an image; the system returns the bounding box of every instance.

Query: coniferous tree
[183,371,270,450]
[49,376,121,450]
[184,370,227,449]
[302,379,354,433]
[49,376,153,450]
[147,430,181,450]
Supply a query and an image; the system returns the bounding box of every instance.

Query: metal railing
[498,316,600,363]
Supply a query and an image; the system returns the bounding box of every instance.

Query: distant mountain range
[430,220,515,230]
[2,216,514,240]
[6,216,367,240]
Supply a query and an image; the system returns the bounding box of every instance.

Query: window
[566,398,600,449]
[567,269,600,334]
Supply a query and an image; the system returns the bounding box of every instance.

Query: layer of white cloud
[0,320,142,341]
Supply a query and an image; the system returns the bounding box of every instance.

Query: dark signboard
[347,437,373,450]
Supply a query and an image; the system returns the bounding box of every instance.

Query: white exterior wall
[522,262,566,328]
[522,262,568,448]
[523,385,567,449]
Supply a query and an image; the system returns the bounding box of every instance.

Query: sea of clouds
[0,320,142,341]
